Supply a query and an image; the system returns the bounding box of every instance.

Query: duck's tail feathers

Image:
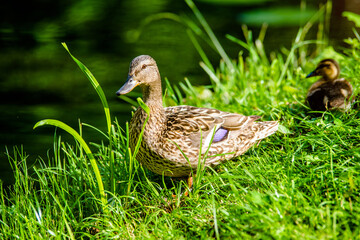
[254,121,278,140]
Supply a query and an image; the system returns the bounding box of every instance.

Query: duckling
[306,59,353,111]
[116,55,278,192]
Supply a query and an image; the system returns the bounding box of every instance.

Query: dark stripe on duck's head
[213,127,229,143]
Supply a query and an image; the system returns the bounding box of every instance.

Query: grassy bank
[1,1,360,239]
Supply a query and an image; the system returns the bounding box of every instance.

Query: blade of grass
[187,29,214,72]
[212,194,220,240]
[185,0,235,73]
[200,61,221,88]
[62,42,116,193]
[33,119,107,212]
[62,43,111,134]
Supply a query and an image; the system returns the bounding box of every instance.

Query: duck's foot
[170,175,194,198]
[164,176,194,212]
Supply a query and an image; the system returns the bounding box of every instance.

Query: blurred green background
[0,0,358,185]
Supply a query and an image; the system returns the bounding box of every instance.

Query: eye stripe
[133,63,156,76]
[318,63,330,69]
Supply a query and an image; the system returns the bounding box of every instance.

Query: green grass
[1,0,360,239]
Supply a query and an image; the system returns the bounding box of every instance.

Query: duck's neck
[138,80,166,140]
[324,75,338,82]
[142,80,163,107]
[325,69,339,82]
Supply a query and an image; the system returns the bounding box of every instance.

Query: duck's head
[306,59,340,81]
[116,55,159,95]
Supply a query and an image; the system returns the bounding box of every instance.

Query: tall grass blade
[212,194,220,240]
[185,0,235,73]
[200,62,221,88]
[278,39,321,85]
[119,95,140,107]
[33,119,107,212]
[137,97,150,115]
[61,42,111,134]
[187,29,214,72]
[62,42,116,194]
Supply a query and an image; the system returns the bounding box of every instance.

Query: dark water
[0,0,357,185]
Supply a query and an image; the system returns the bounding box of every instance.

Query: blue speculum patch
[213,127,229,143]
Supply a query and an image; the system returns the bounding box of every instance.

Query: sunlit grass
[1,0,360,239]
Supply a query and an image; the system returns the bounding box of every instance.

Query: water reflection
[0,0,356,185]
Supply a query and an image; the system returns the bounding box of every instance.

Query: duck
[306,58,353,111]
[116,55,278,190]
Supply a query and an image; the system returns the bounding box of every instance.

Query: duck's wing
[164,105,265,149]
[332,78,353,98]
[307,78,354,110]
[307,79,327,98]
[328,78,353,109]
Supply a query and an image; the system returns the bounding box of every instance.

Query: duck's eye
[141,64,146,70]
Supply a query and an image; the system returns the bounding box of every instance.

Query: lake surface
[0,0,357,185]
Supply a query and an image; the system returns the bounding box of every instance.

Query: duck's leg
[184,175,193,197]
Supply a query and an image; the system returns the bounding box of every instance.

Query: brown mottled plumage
[306,59,353,111]
[116,55,278,178]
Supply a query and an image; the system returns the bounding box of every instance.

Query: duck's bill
[116,75,139,95]
[306,71,317,78]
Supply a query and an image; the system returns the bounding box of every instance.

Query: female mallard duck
[306,59,353,111]
[116,55,278,181]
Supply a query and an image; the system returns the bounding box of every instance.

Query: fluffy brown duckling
[306,59,353,111]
